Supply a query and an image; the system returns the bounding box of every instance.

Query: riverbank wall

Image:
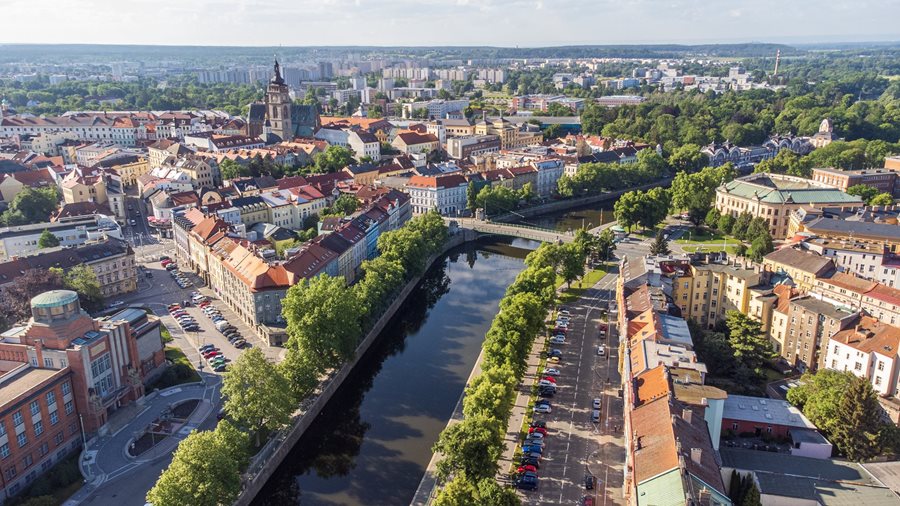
[233,229,477,506]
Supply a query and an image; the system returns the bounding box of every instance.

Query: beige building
[715,173,863,239]
[147,139,195,169]
[61,171,108,205]
[672,260,762,329]
[473,115,542,150]
[762,247,834,292]
[101,156,150,187]
[781,295,858,372]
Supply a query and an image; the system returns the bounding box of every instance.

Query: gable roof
[764,247,834,275]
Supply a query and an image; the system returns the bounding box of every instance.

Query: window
[12,411,22,427]
[45,391,55,406]
[33,421,42,437]
[61,382,71,396]
[732,423,739,431]
[6,465,16,480]
[878,361,885,371]
[64,401,74,415]
[22,454,32,468]
[49,412,58,426]
[43,358,53,368]
[54,432,64,446]
[876,376,883,386]
[38,443,48,457]
[17,433,26,448]
[855,362,863,371]
[0,444,8,459]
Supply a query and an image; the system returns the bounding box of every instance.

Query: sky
[3,0,899,47]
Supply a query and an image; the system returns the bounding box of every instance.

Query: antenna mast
[773,49,781,77]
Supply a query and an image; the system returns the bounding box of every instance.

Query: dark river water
[253,238,538,506]
[518,201,615,232]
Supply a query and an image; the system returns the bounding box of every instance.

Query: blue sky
[4,0,899,46]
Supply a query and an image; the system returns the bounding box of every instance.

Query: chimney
[34,339,44,369]
[691,447,703,466]
[682,408,693,424]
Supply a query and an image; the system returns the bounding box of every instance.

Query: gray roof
[755,473,900,505]
[722,395,816,429]
[764,247,834,275]
[806,217,900,241]
[791,296,857,320]
[721,448,876,484]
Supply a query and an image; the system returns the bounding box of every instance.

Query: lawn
[676,230,742,254]
[147,347,202,391]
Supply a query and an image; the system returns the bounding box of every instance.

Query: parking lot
[519,272,625,505]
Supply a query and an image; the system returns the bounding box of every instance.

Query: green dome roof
[31,290,79,309]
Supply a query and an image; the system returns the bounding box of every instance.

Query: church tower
[265,58,293,141]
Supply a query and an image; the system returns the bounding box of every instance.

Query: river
[253,238,538,506]
[518,201,615,232]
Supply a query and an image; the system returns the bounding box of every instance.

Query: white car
[597,345,607,357]
[592,398,602,409]
[533,404,552,414]
[558,309,571,317]
[550,336,566,344]
[539,379,556,387]
[543,368,560,376]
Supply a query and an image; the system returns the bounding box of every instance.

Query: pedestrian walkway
[65,378,221,505]
[498,332,548,476]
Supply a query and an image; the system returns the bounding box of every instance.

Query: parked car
[584,474,595,490]
[547,349,562,358]
[233,339,247,348]
[213,364,227,373]
[593,398,602,409]
[533,404,552,414]
[183,325,200,332]
[550,336,566,344]
[529,427,548,436]
[521,445,543,454]
[516,472,539,491]
[547,356,561,364]
[526,431,544,439]
[543,368,560,376]
[198,345,216,353]
[597,345,607,357]
[517,464,538,474]
[530,420,547,429]
[520,457,541,468]
[523,438,544,447]
[541,376,556,384]
[591,409,601,423]
[538,379,556,388]
[582,496,594,506]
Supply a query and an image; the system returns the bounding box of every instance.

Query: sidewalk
[498,332,547,477]
[65,379,221,505]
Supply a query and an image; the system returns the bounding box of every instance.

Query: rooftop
[0,366,69,407]
[721,173,863,205]
[791,296,856,320]
[31,290,78,309]
[764,247,834,275]
[805,217,900,241]
[723,394,816,429]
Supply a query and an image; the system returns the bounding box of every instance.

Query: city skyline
[3,0,899,47]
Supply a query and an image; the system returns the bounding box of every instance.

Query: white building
[401,99,470,120]
[825,316,900,397]
[347,130,380,161]
[534,159,565,197]
[406,174,468,216]
[0,215,122,261]
[314,126,350,148]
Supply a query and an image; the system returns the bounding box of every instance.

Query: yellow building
[61,172,107,205]
[105,156,150,187]
[762,247,834,292]
[672,260,762,329]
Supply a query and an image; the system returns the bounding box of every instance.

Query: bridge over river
[448,217,619,243]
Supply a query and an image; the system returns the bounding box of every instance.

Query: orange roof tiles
[634,366,671,407]
[832,316,900,355]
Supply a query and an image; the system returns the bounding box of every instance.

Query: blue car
[522,445,543,454]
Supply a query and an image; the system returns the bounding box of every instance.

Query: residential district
[0,48,899,506]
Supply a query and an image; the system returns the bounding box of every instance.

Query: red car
[553,328,567,335]
[529,427,548,436]
[161,259,173,267]
[541,376,557,384]
[517,465,537,474]
[202,350,221,359]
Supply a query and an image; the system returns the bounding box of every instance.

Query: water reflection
[520,202,615,232]
[254,239,528,506]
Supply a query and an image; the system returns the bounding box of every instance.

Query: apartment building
[0,238,136,297]
[0,215,122,262]
[762,247,835,292]
[801,217,900,253]
[446,135,501,160]
[392,132,440,155]
[801,237,900,288]
[0,114,147,147]
[780,296,858,372]
[406,174,468,216]
[671,259,762,329]
[715,173,863,239]
[825,316,900,397]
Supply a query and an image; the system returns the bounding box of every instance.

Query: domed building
[0,290,164,498]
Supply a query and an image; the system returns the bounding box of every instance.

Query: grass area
[681,244,742,254]
[556,268,607,304]
[147,346,202,391]
[160,324,173,344]
[676,230,743,254]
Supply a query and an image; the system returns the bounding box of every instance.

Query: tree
[870,193,894,206]
[432,475,519,506]
[327,194,360,216]
[668,143,708,173]
[1,187,58,225]
[518,182,536,203]
[725,310,775,374]
[466,182,480,211]
[221,348,295,446]
[37,229,59,248]
[559,242,585,288]
[670,171,715,227]
[718,213,736,234]
[314,145,355,173]
[745,217,769,242]
[831,376,882,461]
[614,190,642,231]
[354,256,406,321]
[748,232,774,261]
[846,184,880,204]
[219,159,249,181]
[731,212,753,240]
[145,422,248,506]
[275,238,302,258]
[705,208,721,229]
[637,187,670,231]
[61,265,103,312]
[649,230,671,255]
[595,229,617,262]
[787,370,855,438]
[282,274,364,372]
[542,124,562,140]
[432,415,504,481]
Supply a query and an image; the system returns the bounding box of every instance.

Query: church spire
[271,56,284,85]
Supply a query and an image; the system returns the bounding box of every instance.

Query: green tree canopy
[38,229,59,248]
[846,184,880,204]
[831,376,883,461]
[786,369,854,437]
[649,229,671,255]
[221,347,295,446]
[219,158,250,181]
[1,187,58,226]
[725,310,775,375]
[314,145,355,173]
